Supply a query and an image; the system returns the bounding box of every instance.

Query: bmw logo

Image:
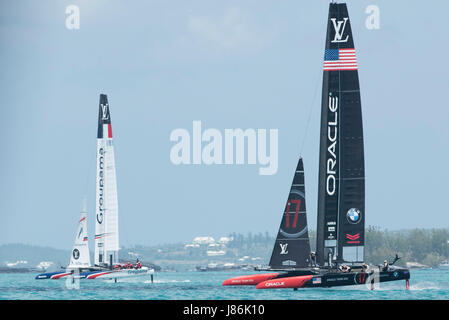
[393,271,399,278]
[346,208,361,224]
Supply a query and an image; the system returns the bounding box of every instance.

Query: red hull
[256,275,314,289]
[222,273,279,286]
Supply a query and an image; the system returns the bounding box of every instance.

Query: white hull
[37,267,154,280]
[85,267,154,279]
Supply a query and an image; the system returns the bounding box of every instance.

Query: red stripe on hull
[256,275,314,289]
[86,271,115,279]
[222,273,279,286]
[50,272,72,279]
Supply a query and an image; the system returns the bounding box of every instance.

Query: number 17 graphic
[285,199,301,228]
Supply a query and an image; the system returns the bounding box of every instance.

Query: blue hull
[35,270,100,280]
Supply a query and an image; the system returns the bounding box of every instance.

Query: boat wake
[145,279,191,284]
[408,281,448,291]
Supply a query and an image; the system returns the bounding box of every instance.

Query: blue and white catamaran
[36,94,154,281]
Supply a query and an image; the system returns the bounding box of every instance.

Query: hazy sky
[1,0,448,249]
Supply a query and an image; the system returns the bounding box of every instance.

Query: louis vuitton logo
[101,104,109,120]
[280,243,288,255]
[331,17,349,43]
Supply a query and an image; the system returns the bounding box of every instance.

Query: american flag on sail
[323,48,357,71]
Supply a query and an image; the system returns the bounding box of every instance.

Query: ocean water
[0,269,448,300]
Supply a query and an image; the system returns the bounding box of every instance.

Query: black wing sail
[269,158,311,269]
[316,3,365,266]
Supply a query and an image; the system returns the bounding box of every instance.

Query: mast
[94,94,119,267]
[269,158,311,269]
[316,3,365,266]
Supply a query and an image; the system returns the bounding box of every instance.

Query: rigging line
[299,70,321,157]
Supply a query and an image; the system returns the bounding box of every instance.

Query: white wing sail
[94,94,119,267]
[105,139,119,256]
[67,208,91,269]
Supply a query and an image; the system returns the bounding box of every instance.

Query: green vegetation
[365,227,449,267]
[224,227,449,268]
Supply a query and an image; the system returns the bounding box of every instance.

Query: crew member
[382,260,389,272]
[310,252,317,267]
[362,263,369,272]
[339,264,350,273]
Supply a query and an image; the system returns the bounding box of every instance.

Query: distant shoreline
[2,228,449,272]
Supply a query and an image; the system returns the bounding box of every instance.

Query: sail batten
[316,3,365,266]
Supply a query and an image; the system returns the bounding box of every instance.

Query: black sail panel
[269,158,311,269]
[97,94,111,139]
[316,3,365,266]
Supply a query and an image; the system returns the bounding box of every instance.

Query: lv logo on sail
[101,104,109,120]
[280,243,288,255]
[330,18,349,43]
